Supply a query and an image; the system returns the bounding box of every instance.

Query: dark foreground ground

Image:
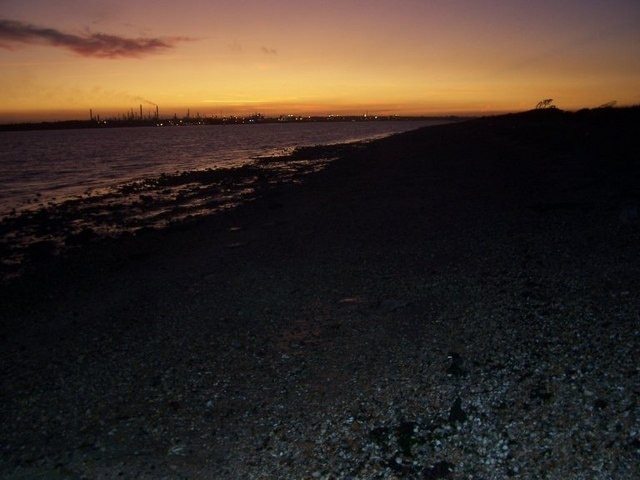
[1,108,639,479]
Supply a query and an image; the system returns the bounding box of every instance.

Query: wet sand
[1,108,639,479]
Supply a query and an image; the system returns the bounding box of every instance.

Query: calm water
[0,120,440,215]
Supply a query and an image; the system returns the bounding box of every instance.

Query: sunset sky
[1,0,639,122]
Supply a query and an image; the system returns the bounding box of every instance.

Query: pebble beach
[1,108,639,479]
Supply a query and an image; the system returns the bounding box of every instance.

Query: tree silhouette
[597,101,617,109]
[536,99,555,109]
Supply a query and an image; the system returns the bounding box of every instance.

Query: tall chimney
[140,104,143,120]
[156,105,159,120]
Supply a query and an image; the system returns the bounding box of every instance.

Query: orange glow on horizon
[1,1,639,122]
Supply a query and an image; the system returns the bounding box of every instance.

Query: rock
[65,227,97,246]
[369,426,391,447]
[396,421,420,456]
[529,383,553,402]
[446,351,466,376]
[423,460,454,479]
[449,397,466,424]
[593,399,608,410]
[619,204,638,224]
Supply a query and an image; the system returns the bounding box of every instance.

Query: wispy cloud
[0,19,191,58]
[229,40,243,53]
[261,46,277,55]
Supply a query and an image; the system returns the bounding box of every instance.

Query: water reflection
[0,145,338,279]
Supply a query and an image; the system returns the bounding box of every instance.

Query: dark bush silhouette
[536,98,555,109]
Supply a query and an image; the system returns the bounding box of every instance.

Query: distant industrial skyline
[1,0,639,122]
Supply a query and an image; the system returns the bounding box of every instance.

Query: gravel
[2,109,639,479]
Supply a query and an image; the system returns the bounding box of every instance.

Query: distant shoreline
[0,114,466,132]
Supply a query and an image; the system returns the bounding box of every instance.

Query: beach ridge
[2,107,639,479]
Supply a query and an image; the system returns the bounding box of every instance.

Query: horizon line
[2,100,636,125]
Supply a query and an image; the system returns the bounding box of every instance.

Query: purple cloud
[0,19,190,58]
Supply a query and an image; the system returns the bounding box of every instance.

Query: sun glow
[1,1,639,122]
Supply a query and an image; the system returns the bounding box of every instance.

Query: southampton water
[0,120,451,276]
[0,120,440,215]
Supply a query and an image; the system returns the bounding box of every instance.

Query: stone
[449,397,466,424]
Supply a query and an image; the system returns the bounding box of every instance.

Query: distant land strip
[0,114,465,132]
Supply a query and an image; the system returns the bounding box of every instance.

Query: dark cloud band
[0,19,189,58]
